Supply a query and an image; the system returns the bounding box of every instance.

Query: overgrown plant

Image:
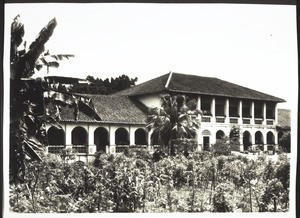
[147,94,202,156]
[9,15,100,183]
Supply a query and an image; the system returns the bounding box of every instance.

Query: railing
[242,118,251,124]
[266,120,274,125]
[48,145,65,154]
[116,145,148,153]
[72,145,87,153]
[202,116,211,122]
[254,118,263,124]
[216,117,225,123]
[229,118,238,124]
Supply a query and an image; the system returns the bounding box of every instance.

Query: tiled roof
[58,95,147,124]
[277,109,291,128]
[114,72,285,102]
[112,73,170,96]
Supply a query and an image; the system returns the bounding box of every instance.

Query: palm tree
[147,94,202,156]
[10,15,100,183]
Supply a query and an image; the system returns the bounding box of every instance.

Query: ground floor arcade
[46,122,281,161]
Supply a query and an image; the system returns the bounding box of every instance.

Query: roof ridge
[165,71,173,89]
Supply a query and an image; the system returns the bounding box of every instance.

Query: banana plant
[10,15,101,183]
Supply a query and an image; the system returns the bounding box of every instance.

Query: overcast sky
[5,3,297,109]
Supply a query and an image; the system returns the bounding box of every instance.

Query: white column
[109,126,115,145]
[225,99,229,123]
[88,124,97,154]
[251,101,255,125]
[240,145,244,152]
[251,131,255,145]
[197,96,201,110]
[109,126,116,154]
[129,126,135,145]
[211,97,215,123]
[274,103,278,125]
[238,100,243,124]
[274,131,278,145]
[263,132,267,145]
[263,102,267,125]
[65,125,72,145]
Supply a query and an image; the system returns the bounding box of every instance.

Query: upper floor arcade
[195,95,278,126]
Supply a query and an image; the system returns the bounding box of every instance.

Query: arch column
[88,125,96,154]
[274,131,278,145]
[129,126,135,145]
[65,125,72,145]
[109,126,116,154]
[251,131,255,145]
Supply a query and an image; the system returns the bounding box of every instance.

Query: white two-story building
[46,72,286,161]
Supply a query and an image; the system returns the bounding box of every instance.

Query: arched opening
[47,127,65,145]
[267,131,275,144]
[135,128,147,145]
[255,131,263,145]
[94,127,109,152]
[115,128,129,145]
[72,126,88,145]
[243,131,252,151]
[216,130,225,140]
[202,130,211,151]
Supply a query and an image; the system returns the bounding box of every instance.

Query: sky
[4,3,298,109]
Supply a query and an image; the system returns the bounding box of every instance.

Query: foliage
[278,131,291,153]
[69,74,138,95]
[9,150,290,213]
[229,125,241,145]
[212,138,231,156]
[212,137,240,156]
[147,94,202,156]
[9,15,100,183]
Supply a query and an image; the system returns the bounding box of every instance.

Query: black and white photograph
[2,1,298,217]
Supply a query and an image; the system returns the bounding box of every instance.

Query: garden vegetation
[10,149,290,212]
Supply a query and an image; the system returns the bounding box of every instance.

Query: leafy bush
[9,152,290,212]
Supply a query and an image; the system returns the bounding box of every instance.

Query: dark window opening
[48,127,65,145]
[229,99,239,117]
[216,130,225,140]
[242,101,251,118]
[215,98,225,116]
[266,102,275,119]
[254,102,263,118]
[203,136,210,151]
[267,131,275,144]
[243,131,252,151]
[115,128,129,145]
[255,131,263,144]
[94,127,109,152]
[72,126,88,145]
[135,128,147,145]
[201,96,212,116]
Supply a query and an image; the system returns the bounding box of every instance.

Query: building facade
[46,72,286,161]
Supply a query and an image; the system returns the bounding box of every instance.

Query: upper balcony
[196,95,277,126]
